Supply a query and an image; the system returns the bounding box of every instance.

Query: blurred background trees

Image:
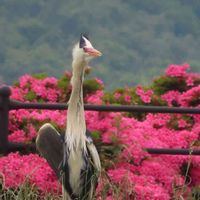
[1,0,200,89]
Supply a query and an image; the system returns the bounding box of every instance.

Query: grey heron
[36,34,102,200]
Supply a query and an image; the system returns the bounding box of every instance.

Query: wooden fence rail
[1,86,200,155]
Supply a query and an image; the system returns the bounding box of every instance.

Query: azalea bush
[1,64,200,199]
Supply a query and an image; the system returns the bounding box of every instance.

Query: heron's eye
[83,47,87,52]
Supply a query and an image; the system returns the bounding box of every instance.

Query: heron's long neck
[65,59,87,153]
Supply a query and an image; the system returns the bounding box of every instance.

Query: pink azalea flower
[95,78,104,87]
[136,85,153,103]
[161,91,181,106]
[165,63,190,77]
[114,92,121,100]
[86,90,104,104]
[186,76,194,86]
[0,153,61,194]
[180,85,200,106]
[178,119,188,128]
[124,95,132,103]
[4,66,200,199]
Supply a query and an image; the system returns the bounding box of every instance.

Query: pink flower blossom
[186,76,194,86]
[11,87,26,101]
[180,85,200,106]
[114,92,121,100]
[124,95,132,103]
[178,119,188,128]
[161,91,181,106]
[4,65,200,199]
[190,166,200,185]
[165,63,190,77]
[86,90,104,104]
[0,153,61,194]
[136,85,153,103]
[8,130,27,143]
[95,78,104,87]
[19,74,33,88]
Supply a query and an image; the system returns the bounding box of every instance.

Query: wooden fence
[1,85,200,155]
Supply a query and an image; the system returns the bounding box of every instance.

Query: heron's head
[72,34,102,62]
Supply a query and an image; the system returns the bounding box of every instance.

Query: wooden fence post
[0,86,11,153]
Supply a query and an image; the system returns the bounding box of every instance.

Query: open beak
[84,47,102,57]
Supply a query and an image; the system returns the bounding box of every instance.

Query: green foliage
[57,72,103,102]
[57,75,70,91]
[32,73,47,80]
[25,90,37,101]
[100,144,123,169]
[167,114,194,130]
[193,76,200,87]
[190,186,200,200]
[83,79,102,96]
[57,74,71,102]
[188,92,200,107]
[0,182,61,200]
[102,83,167,120]
[151,76,187,95]
[91,130,101,141]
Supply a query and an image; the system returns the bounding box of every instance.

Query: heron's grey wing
[86,141,101,173]
[86,131,101,173]
[36,123,63,178]
[86,131,101,199]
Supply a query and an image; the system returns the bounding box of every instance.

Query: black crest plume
[79,33,89,48]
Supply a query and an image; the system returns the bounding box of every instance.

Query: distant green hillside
[1,0,200,89]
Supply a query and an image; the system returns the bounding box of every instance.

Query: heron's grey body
[36,124,100,200]
[36,34,101,200]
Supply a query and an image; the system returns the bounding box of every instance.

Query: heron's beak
[84,47,102,57]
